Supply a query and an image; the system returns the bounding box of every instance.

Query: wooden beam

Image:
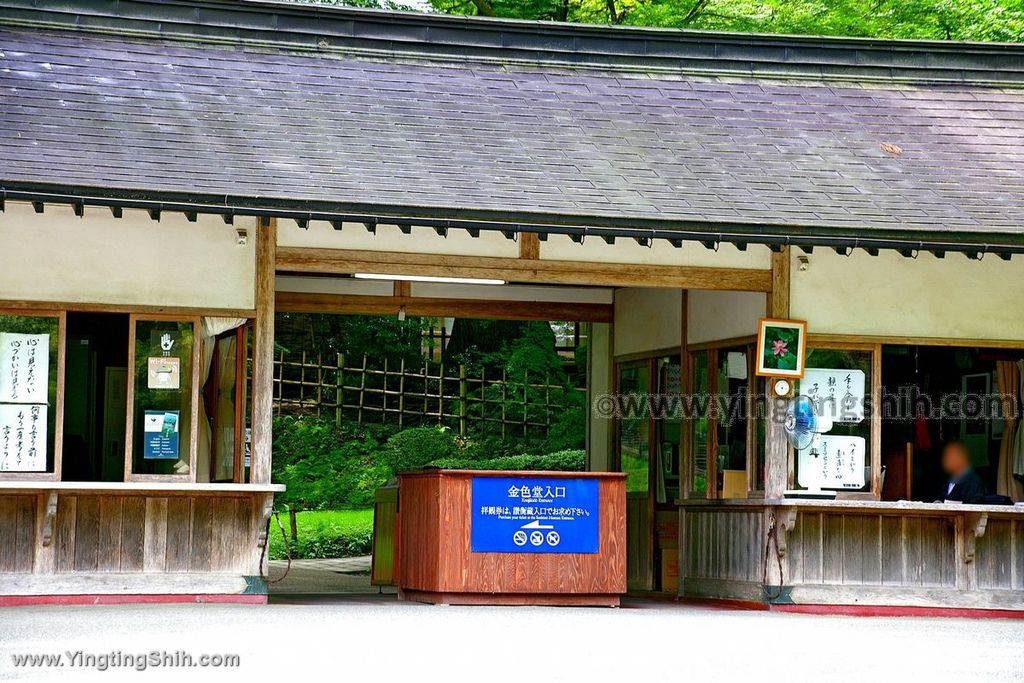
[275,291,613,323]
[275,247,772,292]
[764,246,791,499]
[519,233,540,260]
[251,217,276,485]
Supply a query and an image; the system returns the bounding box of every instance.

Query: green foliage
[267,509,375,560]
[272,416,396,510]
[428,448,586,471]
[434,0,1024,42]
[382,426,460,472]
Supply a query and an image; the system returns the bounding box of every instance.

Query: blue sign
[471,476,599,554]
[142,410,179,460]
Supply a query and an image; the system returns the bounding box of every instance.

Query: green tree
[284,0,1024,41]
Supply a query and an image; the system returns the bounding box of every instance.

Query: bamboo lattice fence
[270,352,584,438]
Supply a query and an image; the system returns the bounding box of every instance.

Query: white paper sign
[0,403,47,472]
[797,435,865,490]
[799,368,865,423]
[0,333,50,404]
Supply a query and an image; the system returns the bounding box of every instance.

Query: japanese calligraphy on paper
[797,434,865,489]
[799,368,865,423]
[0,333,49,404]
[0,404,47,472]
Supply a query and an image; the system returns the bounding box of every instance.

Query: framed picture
[755,318,807,378]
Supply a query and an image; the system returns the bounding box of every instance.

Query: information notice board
[470,476,599,554]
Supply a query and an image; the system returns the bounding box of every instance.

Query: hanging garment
[995,361,1023,501]
[914,414,932,452]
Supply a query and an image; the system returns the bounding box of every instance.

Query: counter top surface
[0,481,284,494]
[400,469,628,479]
[676,497,1024,515]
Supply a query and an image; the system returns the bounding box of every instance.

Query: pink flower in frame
[772,339,788,357]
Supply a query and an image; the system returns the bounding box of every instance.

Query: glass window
[690,351,710,496]
[797,347,873,493]
[655,356,681,504]
[715,345,750,498]
[129,318,197,477]
[618,363,650,494]
[0,313,61,475]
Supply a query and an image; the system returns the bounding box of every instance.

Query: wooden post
[398,358,406,429]
[358,354,368,425]
[380,358,387,421]
[251,217,276,485]
[315,353,323,417]
[300,350,307,409]
[501,368,507,440]
[342,356,350,423]
[764,246,791,500]
[459,364,467,437]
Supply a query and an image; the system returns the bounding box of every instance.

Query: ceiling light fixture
[354,273,506,286]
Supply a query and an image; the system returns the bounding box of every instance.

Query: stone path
[266,556,396,595]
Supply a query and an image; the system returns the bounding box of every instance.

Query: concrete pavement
[2,597,1023,682]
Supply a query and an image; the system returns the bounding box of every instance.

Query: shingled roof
[2,0,1024,251]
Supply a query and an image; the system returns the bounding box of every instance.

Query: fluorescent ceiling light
[354,273,506,286]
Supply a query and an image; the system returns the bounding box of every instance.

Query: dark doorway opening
[62,312,129,482]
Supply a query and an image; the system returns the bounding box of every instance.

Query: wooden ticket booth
[2,0,1024,613]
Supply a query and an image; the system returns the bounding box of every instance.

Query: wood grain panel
[398,471,626,599]
[0,496,35,573]
[120,497,146,572]
[73,496,100,571]
[97,497,123,572]
[55,495,77,573]
[165,497,193,572]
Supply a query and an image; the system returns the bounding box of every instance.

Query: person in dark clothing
[939,440,987,503]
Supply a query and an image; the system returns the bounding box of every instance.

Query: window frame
[797,338,883,500]
[123,313,203,483]
[0,308,66,482]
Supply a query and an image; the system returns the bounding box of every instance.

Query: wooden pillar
[519,232,540,260]
[251,217,276,484]
[764,247,791,499]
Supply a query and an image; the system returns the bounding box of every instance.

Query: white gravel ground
[2,597,1023,682]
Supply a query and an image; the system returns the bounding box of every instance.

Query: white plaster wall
[687,289,766,345]
[613,287,682,357]
[542,234,771,269]
[790,249,1024,341]
[277,220,520,258]
[0,203,256,310]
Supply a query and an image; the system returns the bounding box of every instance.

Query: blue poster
[142,410,179,460]
[471,476,599,553]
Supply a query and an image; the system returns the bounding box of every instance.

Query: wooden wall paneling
[143,497,169,572]
[904,516,924,585]
[55,495,76,572]
[165,497,192,572]
[97,496,124,572]
[0,496,35,572]
[880,515,903,584]
[861,515,882,585]
[821,513,844,584]
[976,519,1012,590]
[842,515,864,584]
[33,492,55,574]
[399,472,626,600]
[120,496,146,571]
[189,496,214,572]
[73,496,100,571]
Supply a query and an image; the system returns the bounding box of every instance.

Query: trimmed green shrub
[382,426,459,472]
[427,449,585,472]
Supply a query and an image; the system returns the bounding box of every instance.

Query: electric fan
[782,395,836,499]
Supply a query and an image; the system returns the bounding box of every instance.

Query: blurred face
[942,444,970,478]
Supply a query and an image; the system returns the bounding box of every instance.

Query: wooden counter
[398,469,626,606]
[676,498,1024,613]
